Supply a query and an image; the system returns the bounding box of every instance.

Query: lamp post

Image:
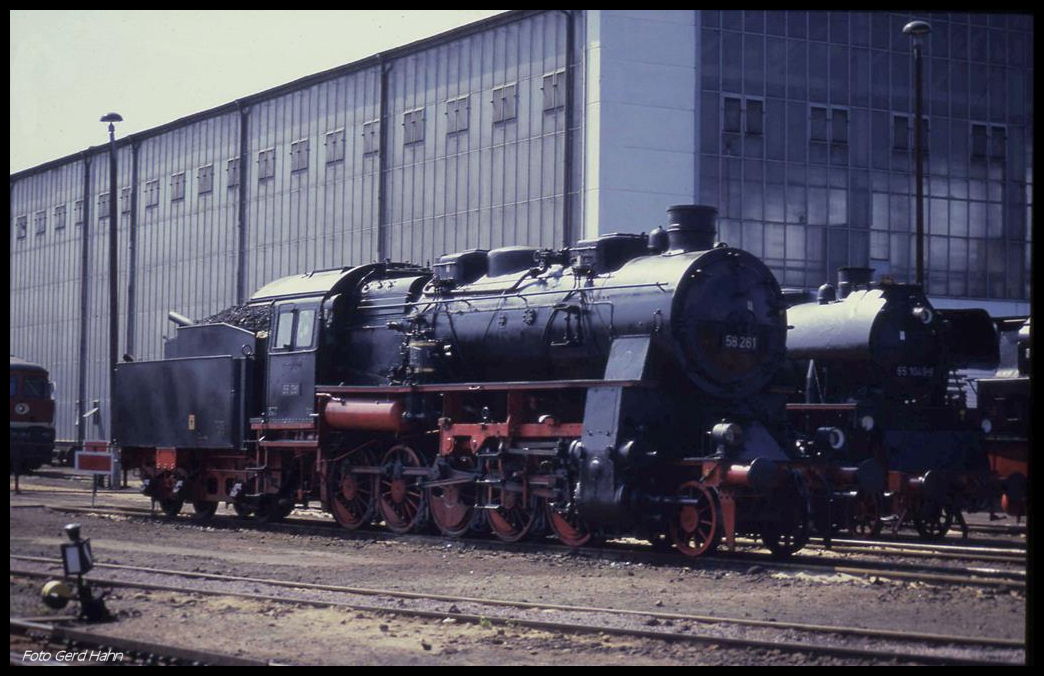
[903,20,931,288]
[100,112,122,443]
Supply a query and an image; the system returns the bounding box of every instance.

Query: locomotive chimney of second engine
[836,266,875,299]
[665,204,717,252]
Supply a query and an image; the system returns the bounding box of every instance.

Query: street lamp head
[902,20,932,37]
[99,112,123,124]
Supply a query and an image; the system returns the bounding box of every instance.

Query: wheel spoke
[669,481,721,557]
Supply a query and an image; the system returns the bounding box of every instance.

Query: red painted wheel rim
[489,488,538,542]
[487,457,538,542]
[430,483,473,537]
[668,480,719,557]
[428,455,477,537]
[379,445,425,533]
[330,450,376,531]
[547,505,591,547]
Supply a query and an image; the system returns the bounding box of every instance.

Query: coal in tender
[200,304,272,332]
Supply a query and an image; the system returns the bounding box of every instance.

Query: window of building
[325,129,345,163]
[171,172,186,201]
[362,120,380,155]
[121,187,132,213]
[542,68,566,111]
[54,205,66,231]
[894,114,930,153]
[198,164,214,193]
[746,98,764,135]
[34,211,46,236]
[831,109,848,145]
[402,109,425,145]
[226,158,241,187]
[492,83,517,123]
[16,215,27,239]
[893,114,909,150]
[145,180,160,208]
[445,96,469,134]
[971,123,988,158]
[290,140,310,171]
[989,125,1006,159]
[257,149,275,180]
[723,96,742,133]
[98,193,111,219]
[810,106,829,142]
[74,200,84,225]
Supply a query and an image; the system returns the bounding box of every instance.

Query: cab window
[23,376,48,398]
[295,309,316,348]
[275,310,296,349]
[10,375,17,397]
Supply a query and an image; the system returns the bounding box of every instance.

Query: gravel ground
[9,476,1029,665]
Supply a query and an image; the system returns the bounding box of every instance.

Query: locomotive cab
[264,299,321,422]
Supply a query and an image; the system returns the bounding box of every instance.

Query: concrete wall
[584,10,697,238]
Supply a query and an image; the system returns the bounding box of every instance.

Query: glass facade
[699,10,1033,299]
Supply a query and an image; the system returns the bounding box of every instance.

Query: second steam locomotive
[781,267,1002,539]
[114,205,818,557]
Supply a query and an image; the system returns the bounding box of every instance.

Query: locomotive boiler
[782,267,1000,539]
[115,205,812,557]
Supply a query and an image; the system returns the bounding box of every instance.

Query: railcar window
[295,309,316,348]
[23,376,48,398]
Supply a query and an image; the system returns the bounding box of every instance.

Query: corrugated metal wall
[383,14,574,262]
[10,160,85,441]
[135,114,241,363]
[9,10,582,443]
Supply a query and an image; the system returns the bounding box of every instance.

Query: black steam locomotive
[781,267,1000,539]
[114,205,815,557]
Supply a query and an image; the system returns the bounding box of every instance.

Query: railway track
[8,560,1023,666]
[21,503,1025,588]
[10,618,269,666]
[777,536,1026,565]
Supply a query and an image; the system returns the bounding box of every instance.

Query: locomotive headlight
[981,418,993,434]
[712,422,744,447]
[860,415,875,431]
[912,305,933,324]
[815,426,846,451]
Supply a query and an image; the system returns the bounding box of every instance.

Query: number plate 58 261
[723,334,757,351]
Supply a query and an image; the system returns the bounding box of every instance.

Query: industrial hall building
[9,10,1034,444]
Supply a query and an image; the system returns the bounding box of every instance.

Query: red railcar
[10,356,56,473]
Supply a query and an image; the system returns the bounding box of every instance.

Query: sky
[9,10,506,174]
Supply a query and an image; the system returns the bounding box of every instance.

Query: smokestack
[836,267,875,299]
[665,204,717,252]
